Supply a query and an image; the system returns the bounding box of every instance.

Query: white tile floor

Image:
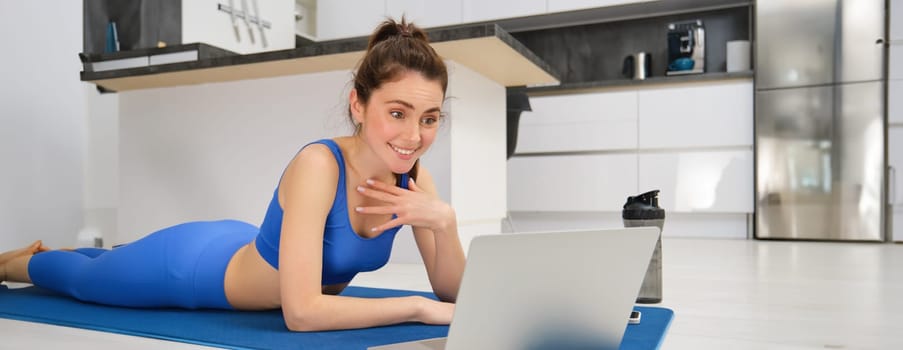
[2,238,902,350]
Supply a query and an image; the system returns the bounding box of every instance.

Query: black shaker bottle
[623,190,665,304]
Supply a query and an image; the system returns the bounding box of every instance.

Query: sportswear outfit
[28,139,406,309]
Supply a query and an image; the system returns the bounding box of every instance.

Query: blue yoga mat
[0,284,672,349]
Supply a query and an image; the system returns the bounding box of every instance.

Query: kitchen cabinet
[892,42,903,125]
[894,211,903,242]
[386,0,462,29]
[891,37,903,240]
[295,0,316,39]
[507,154,638,212]
[509,78,753,214]
[892,81,903,124]
[638,80,753,149]
[890,20,902,240]
[890,127,903,241]
[516,90,638,153]
[176,0,296,54]
[316,0,385,40]
[892,44,903,81]
[890,128,903,206]
[892,0,903,42]
[546,0,655,13]
[508,78,755,237]
[462,0,546,23]
[638,150,753,213]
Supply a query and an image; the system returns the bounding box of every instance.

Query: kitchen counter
[514,71,753,96]
[80,24,560,92]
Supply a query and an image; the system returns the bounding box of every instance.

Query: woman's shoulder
[298,140,335,159]
[280,141,340,188]
[292,142,335,168]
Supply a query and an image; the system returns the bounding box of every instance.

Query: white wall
[0,2,87,249]
[446,62,507,227]
[118,61,508,262]
[118,70,352,242]
[83,90,119,247]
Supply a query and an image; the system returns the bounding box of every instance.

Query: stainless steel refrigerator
[755,0,887,240]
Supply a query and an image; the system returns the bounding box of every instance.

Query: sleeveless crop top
[254,139,409,285]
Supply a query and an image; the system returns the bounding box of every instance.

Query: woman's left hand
[355,178,454,234]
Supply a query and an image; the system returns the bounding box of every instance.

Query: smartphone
[628,310,641,324]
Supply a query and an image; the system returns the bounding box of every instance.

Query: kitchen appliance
[622,52,652,80]
[623,190,665,304]
[726,40,751,72]
[755,0,886,241]
[506,91,532,159]
[666,20,704,76]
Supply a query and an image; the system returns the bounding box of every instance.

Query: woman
[0,18,465,332]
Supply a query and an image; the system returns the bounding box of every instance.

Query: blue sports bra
[254,139,409,285]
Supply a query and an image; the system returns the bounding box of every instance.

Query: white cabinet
[638,150,753,213]
[386,0,462,29]
[295,0,317,39]
[318,0,461,39]
[890,127,903,205]
[891,44,903,81]
[892,0,903,42]
[516,90,638,153]
[316,0,385,40]
[182,0,295,54]
[891,41,902,240]
[508,79,754,216]
[894,211,903,242]
[462,0,546,23]
[507,154,637,211]
[507,149,755,214]
[892,81,903,124]
[891,127,903,241]
[638,80,753,149]
[547,0,654,13]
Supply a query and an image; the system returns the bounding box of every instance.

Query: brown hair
[350,17,448,184]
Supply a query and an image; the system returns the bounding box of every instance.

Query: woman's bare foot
[0,241,47,281]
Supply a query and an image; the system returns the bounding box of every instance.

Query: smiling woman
[0,18,466,333]
[349,19,449,181]
[350,72,445,175]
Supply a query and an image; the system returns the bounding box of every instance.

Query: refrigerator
[755,0,887,240]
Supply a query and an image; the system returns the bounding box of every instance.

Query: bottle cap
[622,190,666,220]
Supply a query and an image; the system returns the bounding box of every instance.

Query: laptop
[370,227,660,350]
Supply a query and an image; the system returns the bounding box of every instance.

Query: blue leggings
[28,220,258,310]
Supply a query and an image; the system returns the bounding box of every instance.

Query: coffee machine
[666,20,705,76]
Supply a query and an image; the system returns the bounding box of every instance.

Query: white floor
[2,238,902,350]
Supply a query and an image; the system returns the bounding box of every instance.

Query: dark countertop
[80,23,561,91]
[513,71,754,96]
[80,43,237,64]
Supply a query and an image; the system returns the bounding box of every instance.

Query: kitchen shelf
[80,43,237,73]
[80,24,560,92]
[515,71,753,96]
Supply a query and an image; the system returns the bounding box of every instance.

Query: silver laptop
[370,227,659,350]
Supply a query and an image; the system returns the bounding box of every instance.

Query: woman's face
[351,70,444,174]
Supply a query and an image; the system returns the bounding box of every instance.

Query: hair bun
[366,17,429,52]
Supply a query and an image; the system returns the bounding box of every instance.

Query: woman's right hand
[412,296,455,325]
